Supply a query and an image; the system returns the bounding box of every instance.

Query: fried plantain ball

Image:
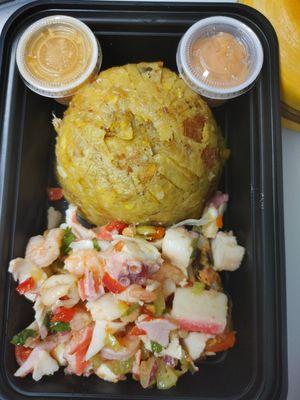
[55,62,229,225]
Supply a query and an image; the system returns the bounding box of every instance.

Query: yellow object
[55,62,228,226]
[240,0,300,131]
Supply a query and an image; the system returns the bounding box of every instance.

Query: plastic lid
[16,15,102,98]
[177,16,264,99]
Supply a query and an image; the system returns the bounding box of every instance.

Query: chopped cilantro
[92,238,101,251]
[10,329,37,346]
[61,227,75,255]
[49,321,70,333]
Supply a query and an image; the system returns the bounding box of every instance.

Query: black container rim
[0,2,287,400]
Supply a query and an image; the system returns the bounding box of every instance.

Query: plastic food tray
[0,1,287,399]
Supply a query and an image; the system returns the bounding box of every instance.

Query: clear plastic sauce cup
[177,16,264,101]
[16,15,102,102]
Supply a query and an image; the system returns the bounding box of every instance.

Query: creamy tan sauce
[25,24,92,85]
[191,32,249,88]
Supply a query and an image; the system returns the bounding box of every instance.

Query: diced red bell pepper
[205,331,236,353]
[16,277,35,295]
[51,306,77,323]
[129,326,147,336]
[15,346,32,365]
[47,187,63,201]
[103,273,126,294]
[105,221,128,233]
[96,221,128,241]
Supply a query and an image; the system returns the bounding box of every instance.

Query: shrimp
[40,274,79,307]
[64,249,105,277]
[151,261,186,285]
[25,228,64,268]
[117,284,156,303]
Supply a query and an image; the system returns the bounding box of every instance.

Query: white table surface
[0,1,298,399]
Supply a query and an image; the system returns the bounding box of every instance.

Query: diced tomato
[216,215,223,229]
[15,346,32,365]
[74,347,90,376]
[47,187,63,201]
[16,277,35,295]
[51,306,77,323]
[129,326,147,336]
[103,273,126,294]
[105,221,128,233]
[205,331,236,353]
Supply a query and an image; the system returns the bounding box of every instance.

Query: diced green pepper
[10,329,37,346]
[140,357,157,388]
[91,354,103,370]
[136,225,157,236]
[107,358,133,375]
[154,291,165,317]
[105,333,121,351]
[192,281,205,295]
[156,361,178,390]
[151,341,163,354]
[180,350,197,375]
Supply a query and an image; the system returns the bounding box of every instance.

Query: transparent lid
[178,17,263,98]
[16,15,101,97]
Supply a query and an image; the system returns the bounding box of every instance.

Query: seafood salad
[9,191,245,389]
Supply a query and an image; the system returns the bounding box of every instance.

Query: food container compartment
[0,1,287,399]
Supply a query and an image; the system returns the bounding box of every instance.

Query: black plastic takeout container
[0,1,287,399]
